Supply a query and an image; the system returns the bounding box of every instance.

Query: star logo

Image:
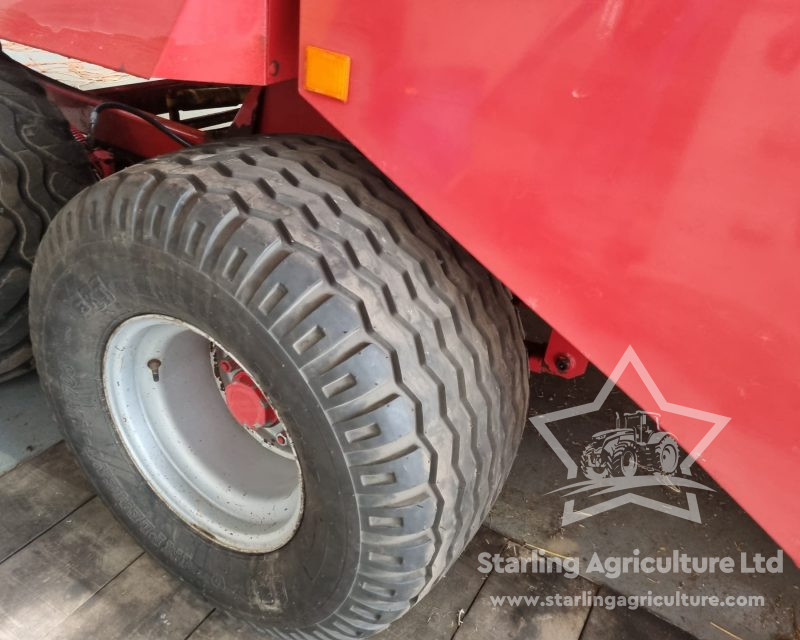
[531,346,730,524]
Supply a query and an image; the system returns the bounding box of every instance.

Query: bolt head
[554,354,572,372]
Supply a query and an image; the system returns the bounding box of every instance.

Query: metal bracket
[528,330,589,379]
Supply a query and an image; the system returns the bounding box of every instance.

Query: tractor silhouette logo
[579,411,679,479]
[531,346,730,525]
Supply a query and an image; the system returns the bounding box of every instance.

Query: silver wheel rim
[103,314,303,553]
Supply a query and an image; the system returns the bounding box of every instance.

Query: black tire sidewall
[35,241,360,630]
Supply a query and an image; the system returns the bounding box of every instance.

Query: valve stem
[147,358,161,382]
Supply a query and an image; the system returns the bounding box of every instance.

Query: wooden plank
[187,611,262,640]
[0,373,62,476]
[487,390,799,640]
[579,586,696,640]
[0,442,94,562]
[374,527,507,640]
[0,497,142,640]
[454,541,597,640]
[187,528,508,640]
[48,554,213,640]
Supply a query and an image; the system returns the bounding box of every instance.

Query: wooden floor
[0,442,696,640]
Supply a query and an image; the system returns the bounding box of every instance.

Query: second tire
[0,52,94,381]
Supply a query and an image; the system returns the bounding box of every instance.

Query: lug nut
[218,359,233,373]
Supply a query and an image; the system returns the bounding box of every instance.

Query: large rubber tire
[30,136,529,638]
[0,53,94,382]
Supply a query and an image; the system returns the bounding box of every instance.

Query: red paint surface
[225,381,270,428]
[0,0,293,84]
[298,1,800,560]
[0,0,796,560]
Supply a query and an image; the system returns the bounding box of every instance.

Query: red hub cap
[214,352,292,455]
[222,369,278,429]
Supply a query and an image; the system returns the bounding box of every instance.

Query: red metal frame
[42,78,206,157]
[28,64,336,159]
[230,87,264,135]
[529,331,589,380]
[41,77,336,159]
[256,80,340,138]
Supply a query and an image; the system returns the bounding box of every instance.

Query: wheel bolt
[219,359,233,373]
[554,354,572,372]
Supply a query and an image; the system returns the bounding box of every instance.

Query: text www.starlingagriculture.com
[489,591,765,611]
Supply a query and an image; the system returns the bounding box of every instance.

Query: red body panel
[298,0,800,561]
[0,0,297,85]
[0,1,797,560]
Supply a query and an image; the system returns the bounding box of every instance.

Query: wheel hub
[212,348,295,458]
[103,314,304,553]
[225,375,275,428]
